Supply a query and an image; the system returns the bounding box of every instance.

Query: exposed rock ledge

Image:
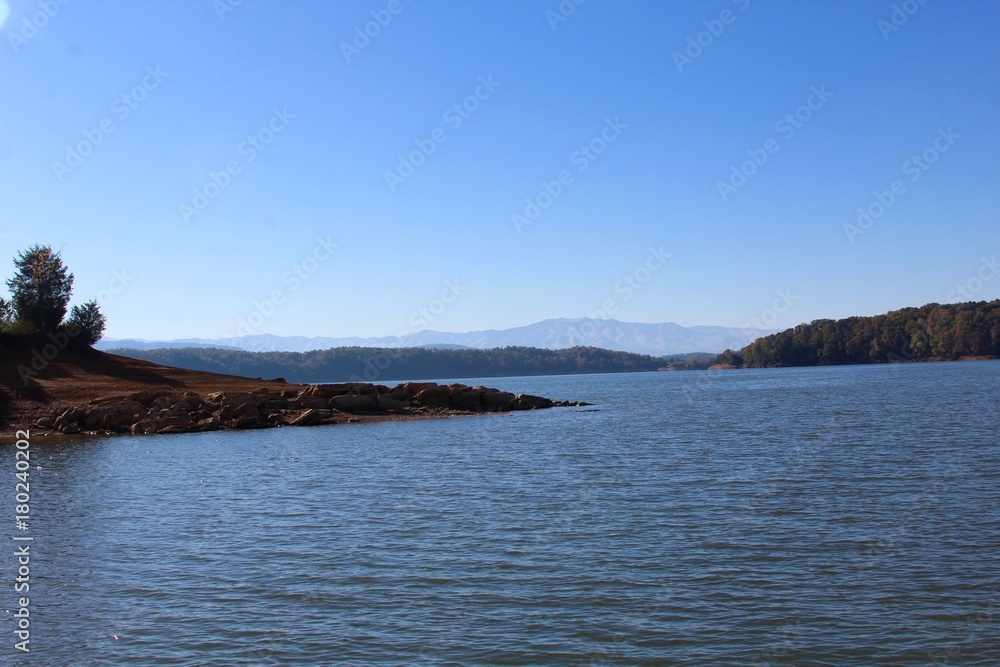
[34,382,589,436]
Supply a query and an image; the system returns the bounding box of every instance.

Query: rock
[385,385,410,401]
[194,417,220,431]
[482,391,516,412]
[377,395,410,412]
[127,389,170,405]
[221,395,258,408]
[158,415,192,430]
[513,394,554,410]
[114,401,147,420]
[35,416,55,429]
[402,382,438,398]
[265,412,289,426]
[289,409,333,426]
[206,391,226,402]
[60,423,81,435]
[330,394,379,412]
[83,408,117,429]
[230,416,261,429]
[305,384,354,398]
[414,385,452,408]
[101,414,123,432]
[450,389,483,411]
[131,420,159,435]
[61,407,86,423]
[221,402,259,421]
[292,396,330,410]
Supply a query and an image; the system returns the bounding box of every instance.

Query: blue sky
[1,0,998,340]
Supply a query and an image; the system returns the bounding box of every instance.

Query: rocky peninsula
[1,345,584,437]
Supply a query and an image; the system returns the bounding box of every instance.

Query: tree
[0,297,13,329]
[65,300,107,345]
[6,245,74,334]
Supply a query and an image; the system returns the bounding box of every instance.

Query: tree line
[727,300,1000,367]
[108,345,667,383]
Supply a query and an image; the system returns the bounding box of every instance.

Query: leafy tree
[6,245,74,333]
[0,297,13,330]
[65,300,107,345]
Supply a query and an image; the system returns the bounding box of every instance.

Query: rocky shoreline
[33,381,588,436]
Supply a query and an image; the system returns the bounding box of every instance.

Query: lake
[5,362,999,665]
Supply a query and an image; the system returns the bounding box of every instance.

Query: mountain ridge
[97,318,774,356]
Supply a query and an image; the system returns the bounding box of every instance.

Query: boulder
[450,389,483,412]
[377,395,410,412]
[305,384,354,398]
[220,395,258,409]
[221,402,260,421]
[128,389,170,405]
[230,416,262,429]
[131,420,159,435]
[59,423,81,435]
[292,396,330,410]
[194,417,220,431]
[414,385,452,408]
[83,408,117,429]
[114,401,147,420]
[402,382,438,398]
[330,394,379,412]
[289,409,332,426]
[513,393,554,410]
[482,391,516,412]
[35,416,55,430]
[265,412,289,426]
[101,414,123,432]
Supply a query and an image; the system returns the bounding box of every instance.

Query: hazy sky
[2,0,998,340]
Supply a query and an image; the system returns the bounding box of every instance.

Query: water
[4,362,999,665]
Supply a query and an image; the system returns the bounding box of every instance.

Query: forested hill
[108,345,667,384]
[737,300,1000,367]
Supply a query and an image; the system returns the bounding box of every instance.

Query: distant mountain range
[97,318,774,357]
